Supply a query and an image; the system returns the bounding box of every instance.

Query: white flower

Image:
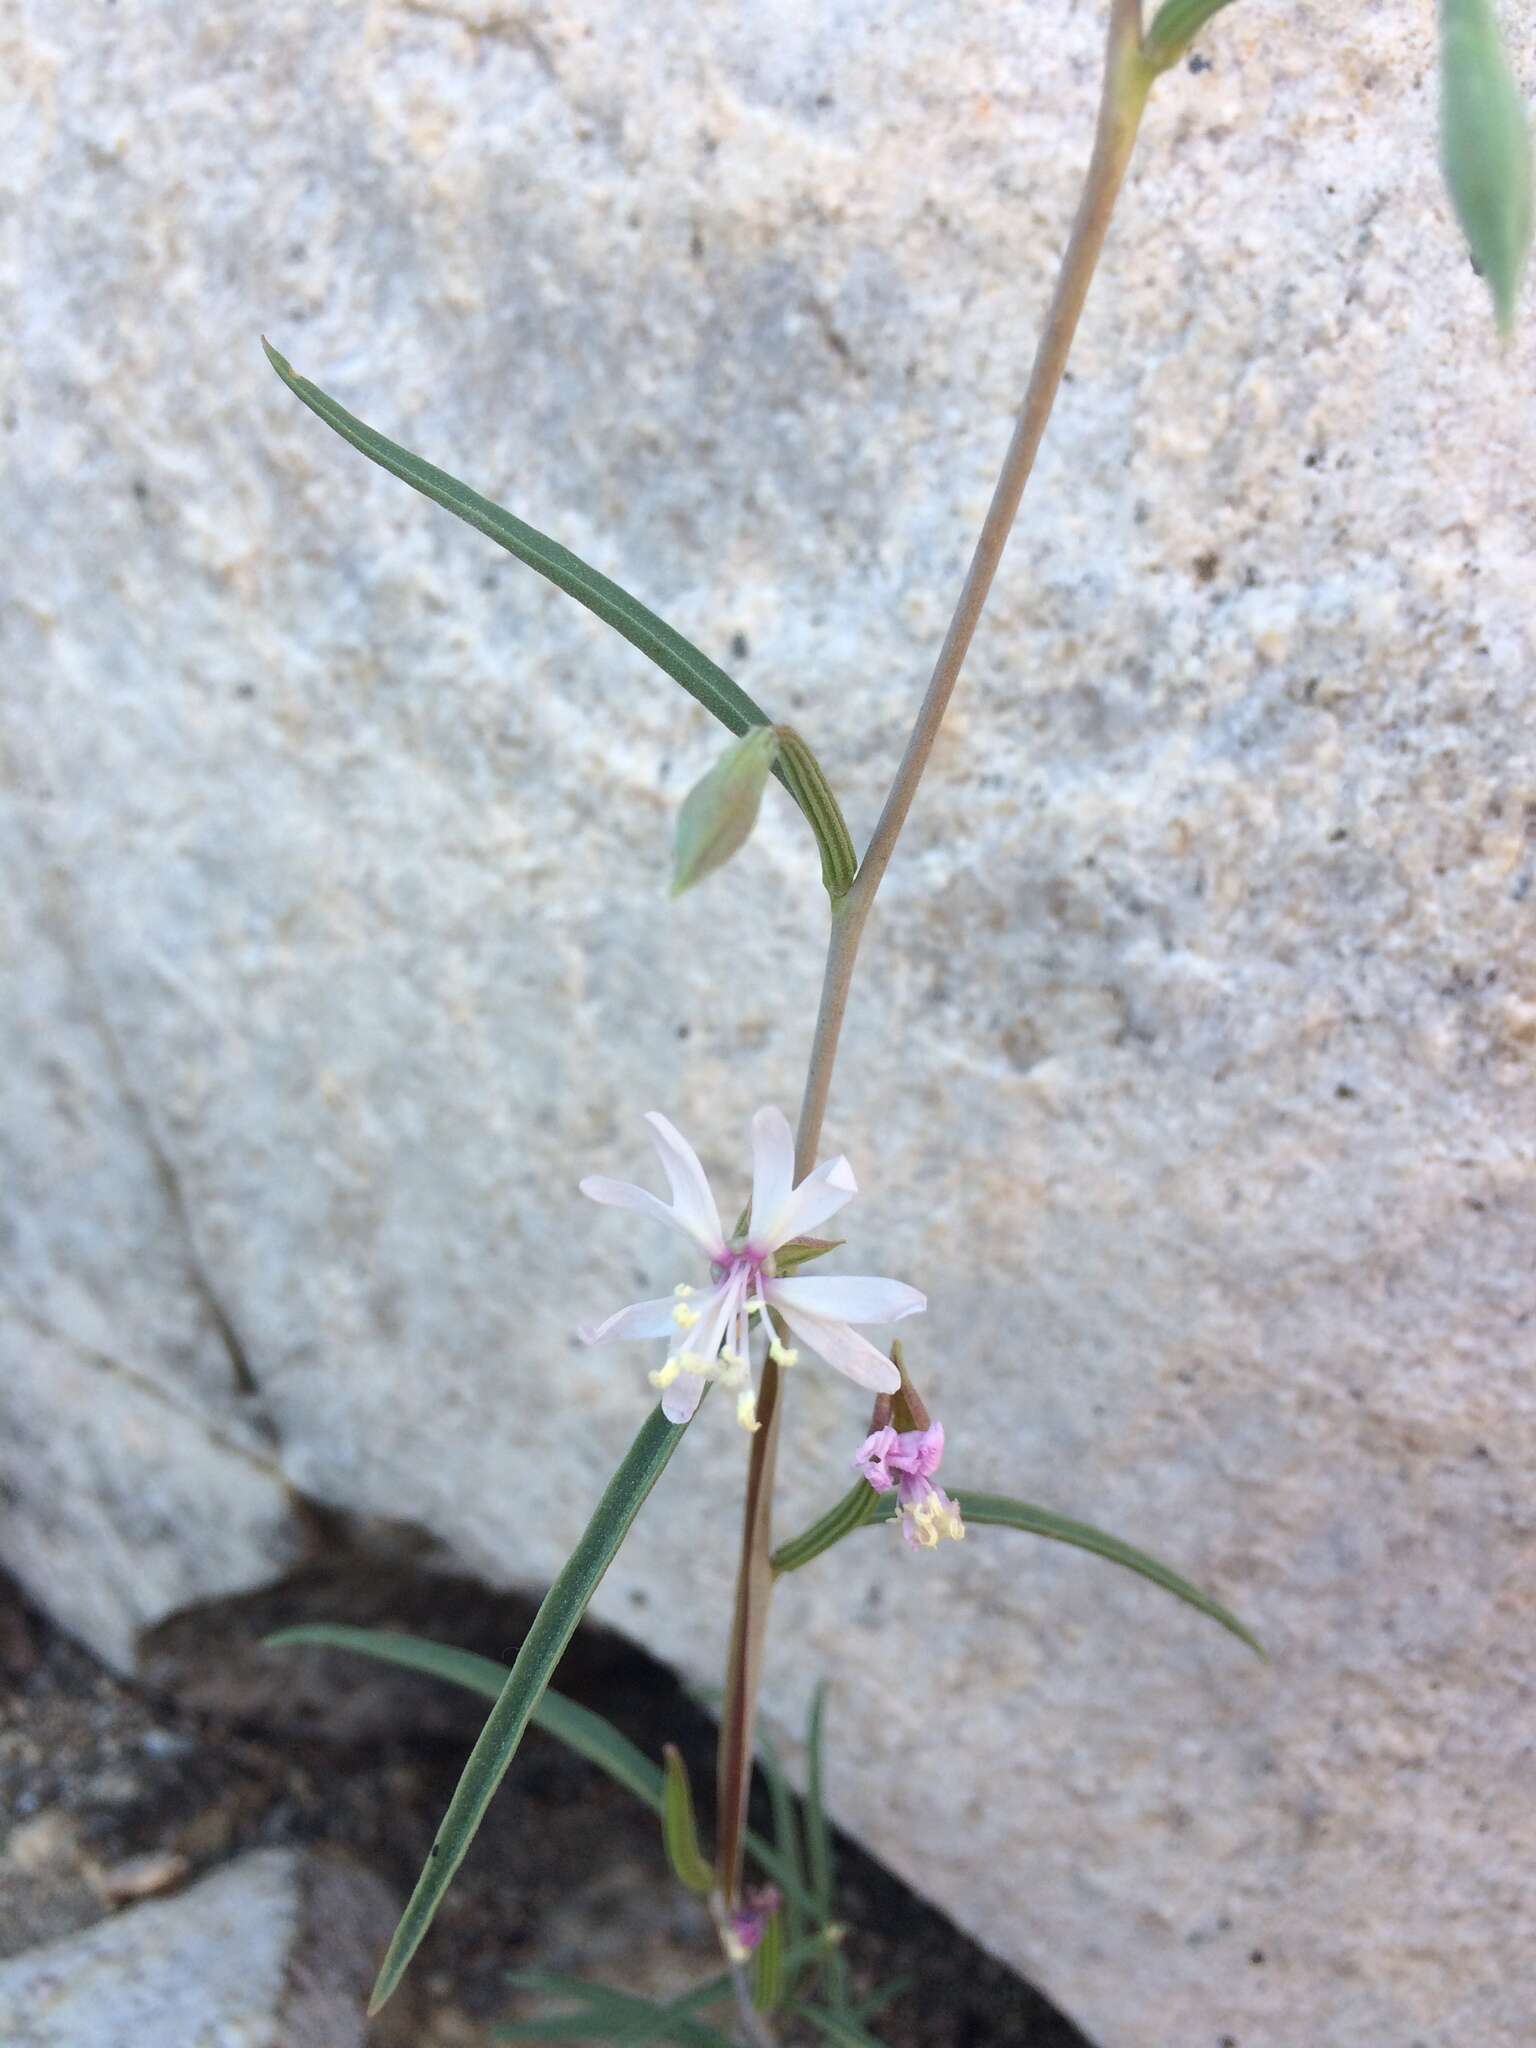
[579,1108,924,1429]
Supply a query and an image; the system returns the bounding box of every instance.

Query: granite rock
[5,2,1535,2045]
[0,1849,401,2047]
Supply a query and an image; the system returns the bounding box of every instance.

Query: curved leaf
[365,1402,691,2013]
[264,1620,814,1916]
[262,341,857,892]
[870,1489,1263,1655]
[263,1623,665,1812]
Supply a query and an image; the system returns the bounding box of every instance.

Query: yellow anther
[736,1388,761,1433]
[649,1358,682,1390]
[768,1340,799,1368]
[673,1282,695,1298]
[671,1302,701,1328]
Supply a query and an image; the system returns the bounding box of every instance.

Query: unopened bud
[670,725,780,896]
[1440,0,1533,334]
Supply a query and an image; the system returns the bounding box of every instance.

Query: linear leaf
[869,1490,1263,1654]
[752,1900,785,2014]
[263,341,856,890]
[266,1620,817,1916]
[774,725,857,899]
[366,1403,691,2013]
[497,1972,729,2047]
[797,2007,890,2048]
[1143,0,1238,67]
[758,1737,807,1972]
[263,1624,666,1811]
[804,1684,851,2013]
[770,1479,881,1575]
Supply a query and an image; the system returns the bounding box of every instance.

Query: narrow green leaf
[758,1737,807,1974]
[1142,0,1238,68]
[263,341,857,892]
[265,1621,816,1916]
[752,1901,785,2014]
[804,1684,851,2013]
[263,1626,666,1813]
[797,2006,890,2048]
[366,1402,692,2014]
[661,1744,715,1893]
[498,1972,730,2047]
[771,1479,881,1575]
[868,1490,1264,1655]
[774,725,857,900]
[1440,0,1533,332]
[850,1975,914,2023]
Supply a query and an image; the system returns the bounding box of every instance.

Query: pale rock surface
[0,1848,400,2047]
[5,2,1535,2045]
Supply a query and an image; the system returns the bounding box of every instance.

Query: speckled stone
[5,3,1534,2044]
[0,1850,399,2046]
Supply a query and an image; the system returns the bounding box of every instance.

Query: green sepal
[661,1744,715,1894]
[772,1235,845,1275]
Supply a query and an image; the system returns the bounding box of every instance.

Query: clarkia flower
[579,1108,923,1429]
[854,1419,965,1549]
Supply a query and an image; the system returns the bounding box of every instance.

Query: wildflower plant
[262,1,1530,2039]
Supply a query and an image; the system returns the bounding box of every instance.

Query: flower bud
[1440,0,1533,334]
[670,725,780,896]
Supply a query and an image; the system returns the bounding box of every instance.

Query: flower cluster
[579,1108,923,1429]
[854,1419,965,1549]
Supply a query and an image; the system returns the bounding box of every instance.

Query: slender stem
[715,0,1152,1904]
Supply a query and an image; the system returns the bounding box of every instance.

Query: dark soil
[0,1550,1093,2047]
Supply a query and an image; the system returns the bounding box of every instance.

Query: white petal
[767,1155,859,1247]
[578,1296,680,1345]
[747,1106,796,1246]
[772,1301,902,1393]
[579,1175,697,1244]
[766,1275,925,1326]
[662,1372,708,1424]
[644,1113,726,1253]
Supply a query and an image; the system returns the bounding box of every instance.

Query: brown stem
[714,0,1152,1904]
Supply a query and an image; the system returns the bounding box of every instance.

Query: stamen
[673,1282,695,1298]
[649,1358,682,1390]
[768,1339,799,1367]
[736,1387,760,1432]
[671,1302,701,1328]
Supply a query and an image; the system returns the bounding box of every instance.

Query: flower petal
[579,1175,695,1242]
[767,1275,925,1326]
[662,1372,708,1424]
[644,1112,726,1254]
[747,1106,796,1247]
[578,1296,680,1345]
[771,1301,901,1394]
[767,1155,859,1247]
